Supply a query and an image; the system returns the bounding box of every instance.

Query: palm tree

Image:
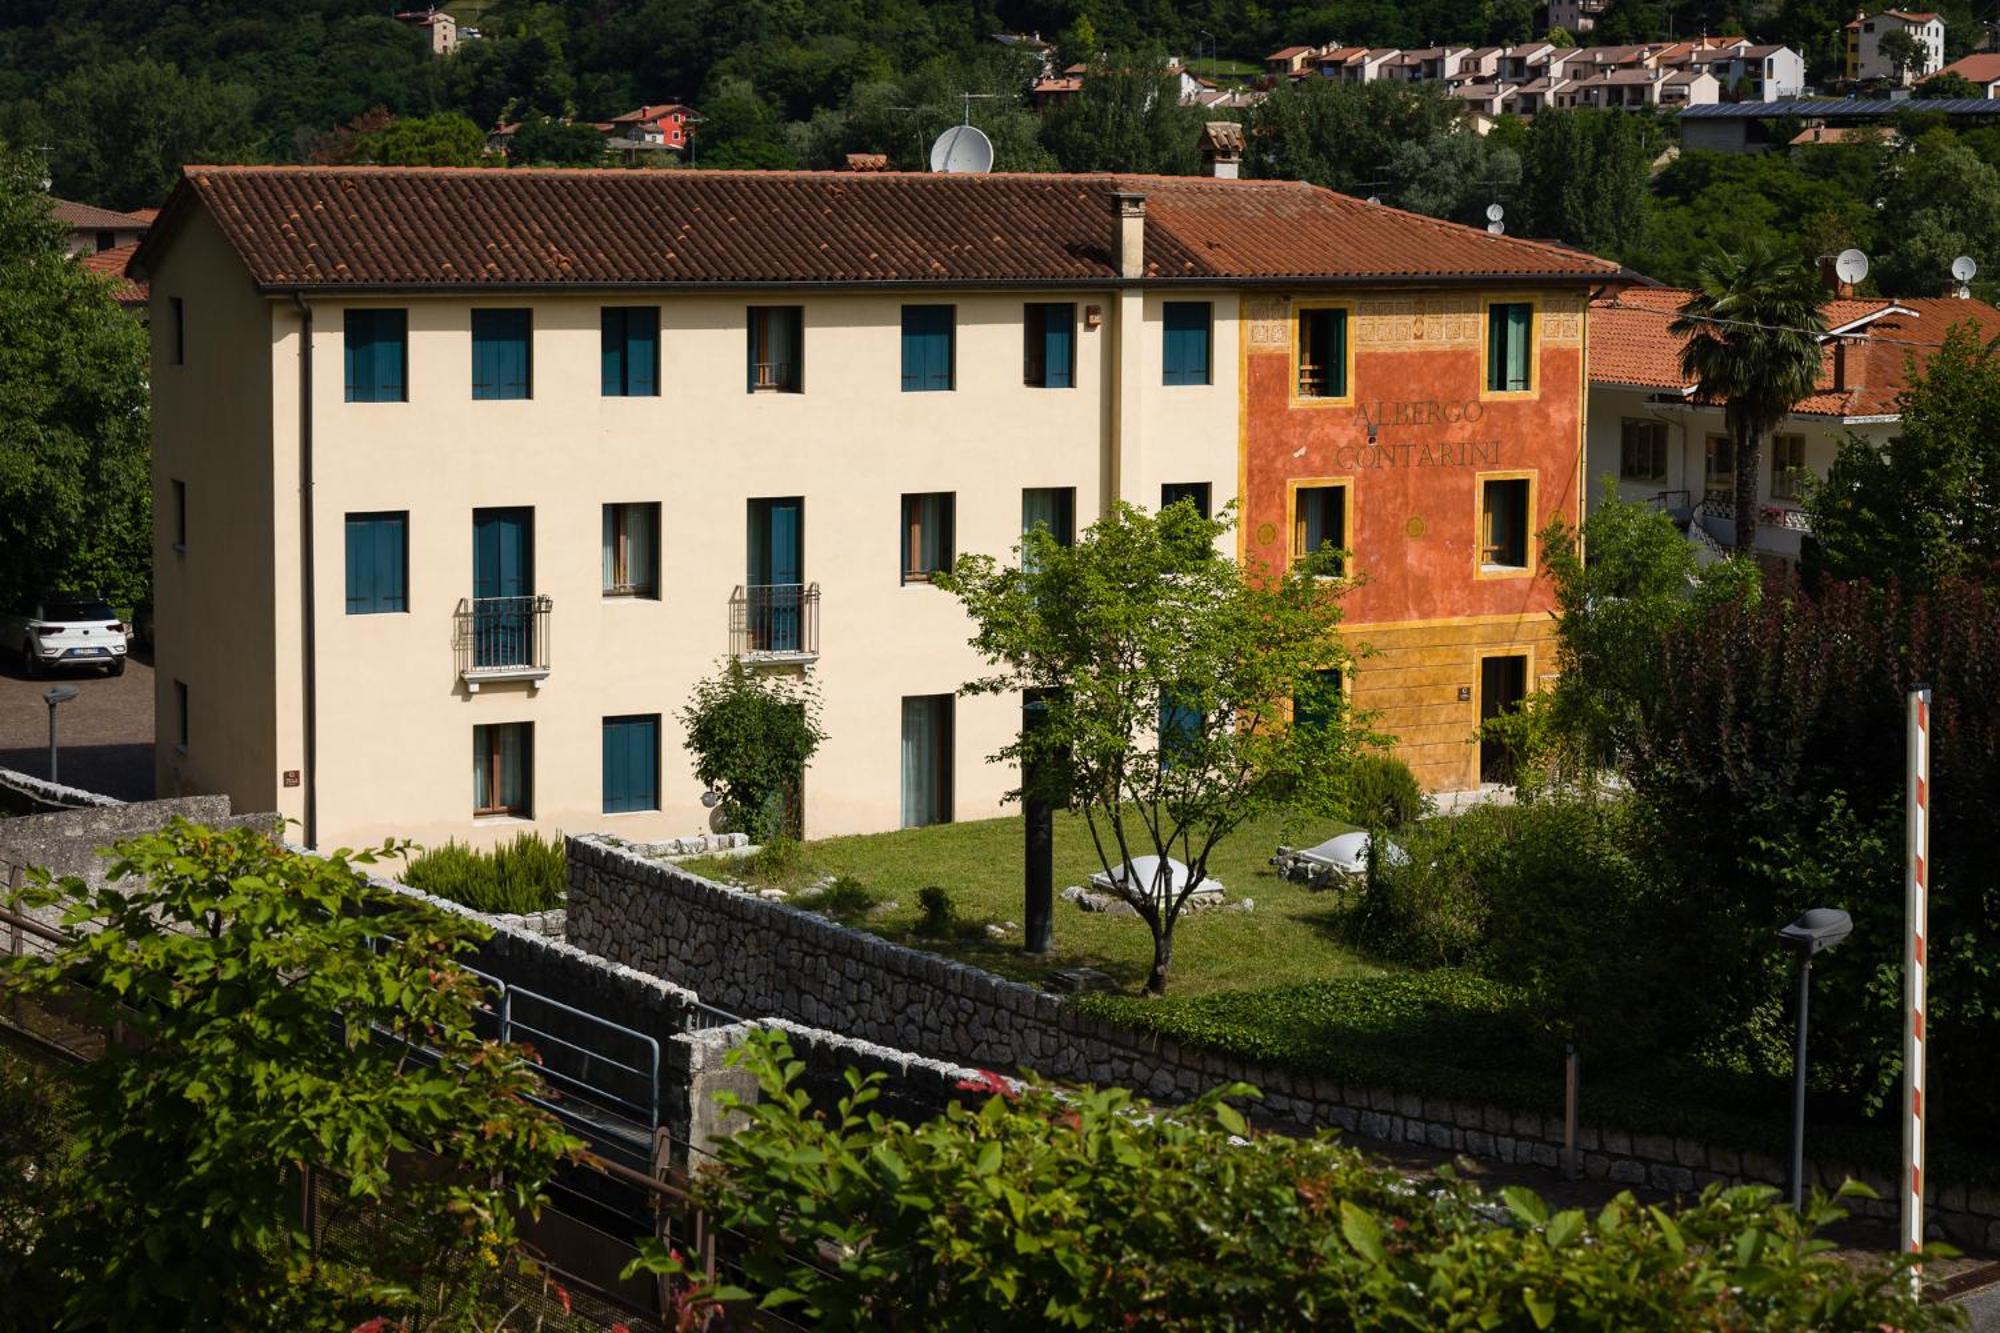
[1670,244,1828,556]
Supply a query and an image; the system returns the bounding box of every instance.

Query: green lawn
[684,807,1377,996]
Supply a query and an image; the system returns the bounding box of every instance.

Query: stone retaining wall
[566,834,2000,1249]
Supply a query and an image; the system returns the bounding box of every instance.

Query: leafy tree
[36,58,260,212]
[1878,28,1927,84]
[1249,78,1463,196]
[689,77,798,169]
[1917,70,1983,99]
[630,1029,1947,1330]
[0,1044,69,1326]
[1388,130,1519,227]
[1806,324,2000,588]
[356,111,491,166]
[1543,25,1579,47]
[680,657,827,841]
[3,821,578,1329]
[1645,146,1881,287]
[1039,50,1207,175]
[1517,109,1655,260]
[505,115,605,166]
[937,502,1358,994]
[1871,129,2000,297]
[1540,495,1760,767]
[0,144,151,613]
[1670,243,1829,555]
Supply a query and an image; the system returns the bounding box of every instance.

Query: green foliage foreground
[634,1031,1953,1332]
[3,822,578,1331]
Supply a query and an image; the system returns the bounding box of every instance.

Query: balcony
[730,583,819,664]
[455,595,552,691]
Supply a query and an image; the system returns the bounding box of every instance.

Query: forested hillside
[1,0,1997,295]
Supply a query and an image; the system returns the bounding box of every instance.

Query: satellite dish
[1487,220,1505,235]
[1366,194,1382,205]
[928,124,994,174]
[1952,255,1977,282]
[1486,202,1505,222]
[1835,248,1869,285]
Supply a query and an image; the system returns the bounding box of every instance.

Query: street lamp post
[44,685,79,784]
[1778,907,1854,1209]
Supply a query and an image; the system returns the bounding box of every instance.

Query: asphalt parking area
[0,647,155,800]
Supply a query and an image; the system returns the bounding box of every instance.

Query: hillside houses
[1260,35,1806,117]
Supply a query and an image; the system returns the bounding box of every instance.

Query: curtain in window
[905,494,952,580]
[602,506,616,591]
[749,307,801,391]
[902,697,944,827]
[476,724,526,814]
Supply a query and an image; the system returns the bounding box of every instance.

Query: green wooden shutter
[603,715,659,814]
[902,306,953,391]
[1163,302,1211,385]
[1045,303,1075,388]
[344,513,406,614]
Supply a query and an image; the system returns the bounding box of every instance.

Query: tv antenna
[1834,248,1870,287]
[1952,254,1977,298]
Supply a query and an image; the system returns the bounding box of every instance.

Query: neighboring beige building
[132,165,1614,852]
[1585,286,2000,566]
[1846,10,1945,83]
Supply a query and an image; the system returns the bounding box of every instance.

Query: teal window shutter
[1159,694,1202,768]
[1488,303,1534,392]
[1326,309,1347,396]
[1163,302,1211,385]
[1044,303,1074,388]
[344,512,407,614]
[344,309,406,402]
[473,309,531,400]
[602,715,659,814]
[902,305,954,391]
[602,307,660,396]
[601,308,623,396]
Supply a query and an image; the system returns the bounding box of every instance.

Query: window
[1294,669,1344,732]
[344,512,408,614]
[602,714,660,814]
[171,297,184,366]
[601,306,660,397]
[1021,487,1075,546]
[171,479,187,552]
[1296,307,1349,399]
[1704,434,1735,500]
[95,229,116,253]
[1163,301,1212,386]
[1485,301,1535,394]
[1619,419,1667,483]
[1480,476,1532,572]
[602,502,660,597]
[1291,483,1349,575]
[1160,482,1211,518]
[474,722,532,817]
[1771,434,1807,501]
[174,679,188,750]
[1023,303,1075,388]
[901,492,955,584]
[471,308,532,400]
[900,695,954,827]
[343,309,407,403]
[1158,693,1202,768]
[747,306,803,393]
[901,305,955,392]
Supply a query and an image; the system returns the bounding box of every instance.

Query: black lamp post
[1778,907,1853,1209]
[44,685,79,784]
[1022,693,1054,955]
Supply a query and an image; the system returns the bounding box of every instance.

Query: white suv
[5,594,129,677]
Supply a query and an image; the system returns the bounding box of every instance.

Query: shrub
[680,659,826,841]
[402,830,566,915]
[629,1030,1946,1331]
[1341,752,1427,828]
[916,885,954,937]
[810,875,877,921]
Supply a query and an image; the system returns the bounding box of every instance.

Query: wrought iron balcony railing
[455,594,552,690]
[729,583,819,662]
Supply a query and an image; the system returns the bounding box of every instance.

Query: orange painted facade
[1237,289,1591,791]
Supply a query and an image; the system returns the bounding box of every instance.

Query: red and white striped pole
[1902,686,1932,1274]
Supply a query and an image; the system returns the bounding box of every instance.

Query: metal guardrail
[729,582,819,660]
[454,594,552,681]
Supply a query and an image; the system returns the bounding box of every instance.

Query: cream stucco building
[133,165,1616,851]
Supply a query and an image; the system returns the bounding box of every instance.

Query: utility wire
[1595,296,1992,351]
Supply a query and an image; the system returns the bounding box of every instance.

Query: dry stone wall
[567,834,2000,1249]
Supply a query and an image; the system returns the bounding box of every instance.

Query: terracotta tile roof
[50,197,149,230]
[79,240,147,306]
[135,165,1623,291]
[1590,286,2000,417]
[1932,53,2000,85]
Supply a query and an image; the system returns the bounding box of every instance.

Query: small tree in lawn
[2,820,579,1329]
[936,501,1360,995]
[681,658,826,841]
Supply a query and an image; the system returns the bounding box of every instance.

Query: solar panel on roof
[1681,98,2000,117]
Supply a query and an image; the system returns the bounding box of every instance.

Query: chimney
[1200,121,1245,178]
[1817,254,1855,298]
[1113,191,1147,279]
